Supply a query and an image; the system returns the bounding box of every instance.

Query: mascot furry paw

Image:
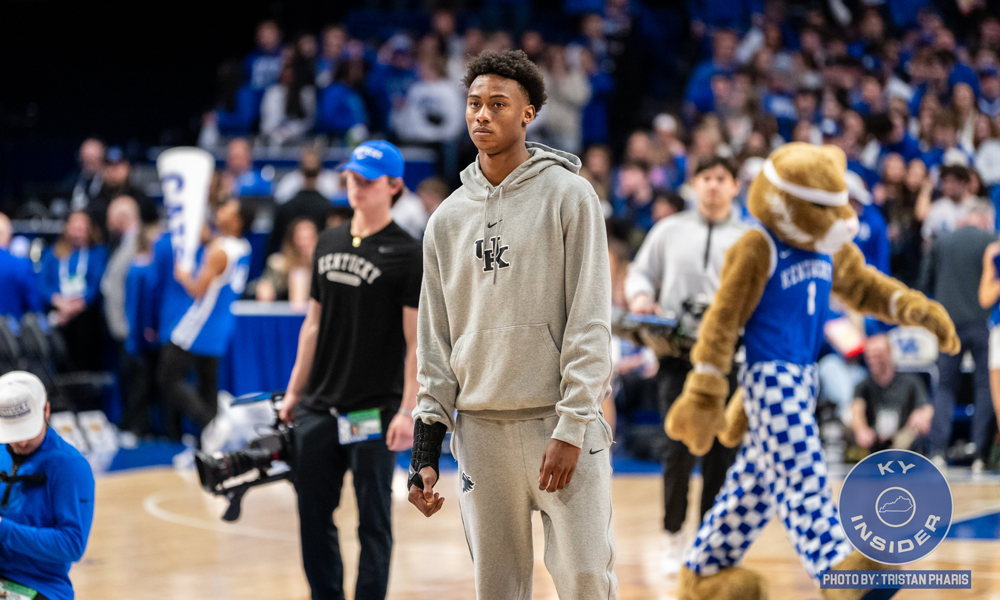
[666,143,959,600]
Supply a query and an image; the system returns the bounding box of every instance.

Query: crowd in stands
[2,0,1000,466]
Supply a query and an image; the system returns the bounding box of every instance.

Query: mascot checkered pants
[684,361,854,580]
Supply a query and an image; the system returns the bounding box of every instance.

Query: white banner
[156,147,214,273]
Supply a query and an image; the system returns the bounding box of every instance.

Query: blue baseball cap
[338,141,404,180]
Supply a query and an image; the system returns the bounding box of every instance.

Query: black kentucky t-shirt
[302,219,422,413]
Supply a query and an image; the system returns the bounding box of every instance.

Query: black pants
[930,322,994,460]
[118,343,165,436]
[658,356,740,533]
[292,406,396,600]
[157,343,219,432]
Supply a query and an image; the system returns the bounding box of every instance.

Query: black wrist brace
[408,419,447,490]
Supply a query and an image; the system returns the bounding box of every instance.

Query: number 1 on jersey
[807,281,816,315]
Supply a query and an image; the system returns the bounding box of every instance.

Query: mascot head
[748,142,859,254]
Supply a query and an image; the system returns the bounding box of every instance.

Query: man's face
[345,171,399,211]
[80,140,105,175]
[941,175,966,200]
[714,32,736,63]
[466,74,535,156]
[227,140,252,174]
[257,23,281,52]
[103,162,130,187]
[692,165,739,221]
[982,75,1000,99]
[864,338,895,380]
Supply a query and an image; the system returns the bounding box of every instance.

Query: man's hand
[906,405,933,436]
[279,392,299,424]
[386,412,414,451]
[538,439,581,493]
[628,293,659,315]
[408,466,444,517]
[855,426,876,449]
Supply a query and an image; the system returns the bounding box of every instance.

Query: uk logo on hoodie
[474,236,510,272]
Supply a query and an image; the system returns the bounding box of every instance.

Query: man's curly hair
[463,49,547,110]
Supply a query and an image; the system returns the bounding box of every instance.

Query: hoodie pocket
[451,324,562,408]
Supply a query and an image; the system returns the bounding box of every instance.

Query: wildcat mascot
[667,143,960,600]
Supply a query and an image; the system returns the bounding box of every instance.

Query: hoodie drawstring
[493,187,504,284]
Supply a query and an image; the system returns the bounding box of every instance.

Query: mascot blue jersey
[743,227,833,366]
[170,236,251,357]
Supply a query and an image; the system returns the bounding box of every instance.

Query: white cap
[652,113,677,133]
[0,372,47,444]
[844,170,872,205]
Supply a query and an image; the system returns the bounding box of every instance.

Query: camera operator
[0,371,95,600]
[278,141,420,600]
[624,155,749,574]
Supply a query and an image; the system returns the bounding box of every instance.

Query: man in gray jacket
[625,156,749,574]
[408,49,617,599]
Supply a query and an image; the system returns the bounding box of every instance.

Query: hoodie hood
[461,142,583,283]
[459,142,582,198]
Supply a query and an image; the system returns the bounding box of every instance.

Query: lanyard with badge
[58,248,88,299]
[333,408,383,444]
[0,578,39,599]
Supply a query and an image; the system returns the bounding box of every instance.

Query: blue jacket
[216,84,262,135]
[124,257,158,356]
[0,249,43,319]
[0,429,95,600]
[39,246,107,308]
[854,204,891,275]
[316,83,369,136]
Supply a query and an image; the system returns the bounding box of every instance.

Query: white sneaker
[661,531,686,575]
[972,459,985,476]
[931,455,947,473]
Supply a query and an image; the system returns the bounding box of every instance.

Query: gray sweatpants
[451,410,618,600]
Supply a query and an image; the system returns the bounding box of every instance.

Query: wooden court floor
[73,466,1000,600]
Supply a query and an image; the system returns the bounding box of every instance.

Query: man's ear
[44,402,51,420]
[523,105,536,126]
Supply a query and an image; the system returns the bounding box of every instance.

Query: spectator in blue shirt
[40,212,108,374]
[0,214,43,320]
[0,371,95,600]
[684,29,738,111]
[979,66,1000,118]
[223,138,272,198]
[203,60,261,138]
[244,20,283,92]
[315,24,348,89]
[922,112,971,170]
[871,112,923,164]
[316,61,370,139]
[578,47,614,146]
[846,171,891,274]
[365,34,418,134]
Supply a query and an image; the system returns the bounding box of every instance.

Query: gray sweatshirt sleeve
[413,218,458,430]
[552,186,613,447]
[624,219,668,302]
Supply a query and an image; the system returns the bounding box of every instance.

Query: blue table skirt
[218,302,304,397]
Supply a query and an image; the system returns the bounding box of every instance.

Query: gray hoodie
[413,143,612,448]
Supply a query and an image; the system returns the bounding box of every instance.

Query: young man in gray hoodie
[407,49,617,599]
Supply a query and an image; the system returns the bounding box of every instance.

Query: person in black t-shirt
[279,141,421,600]
[851,334,932,452]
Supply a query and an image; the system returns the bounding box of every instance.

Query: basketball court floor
[73,459,1000,600]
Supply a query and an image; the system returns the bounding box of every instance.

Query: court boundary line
[142,488,298,541]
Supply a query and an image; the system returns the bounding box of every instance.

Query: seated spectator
[650,114,687,190]
[255,217,318,304]
[69,138,105,214]
[851,335,933,452]
[120,223,162,439]
[871,111,923,165]
[651,189,685,223]
[0,213,43,319]
[922,112,971,170]
[391,55,464,144]
[530,45,591,153]
[274,147,340,205]
[952,82,979,153]
[315,24,348,88]
[882,157,929,287]
[95,147,158,227]
[684,29,738,112]
[245,20,283,93]
[260,60,316,146]
[846,171,890,274]
[40,211,108,374]
[580,144,612,205]
[200,60,261,144]
[267,147,332,257]
[316,61,370,141]
[921,164,975,242]
[365,34,418,133]
[222,138,272,198]
[578,46,615,146]
[979,66,1000,118]
[611,162,654,234]
[416,176,449,220]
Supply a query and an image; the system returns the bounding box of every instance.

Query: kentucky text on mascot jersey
[839,449,953,565]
